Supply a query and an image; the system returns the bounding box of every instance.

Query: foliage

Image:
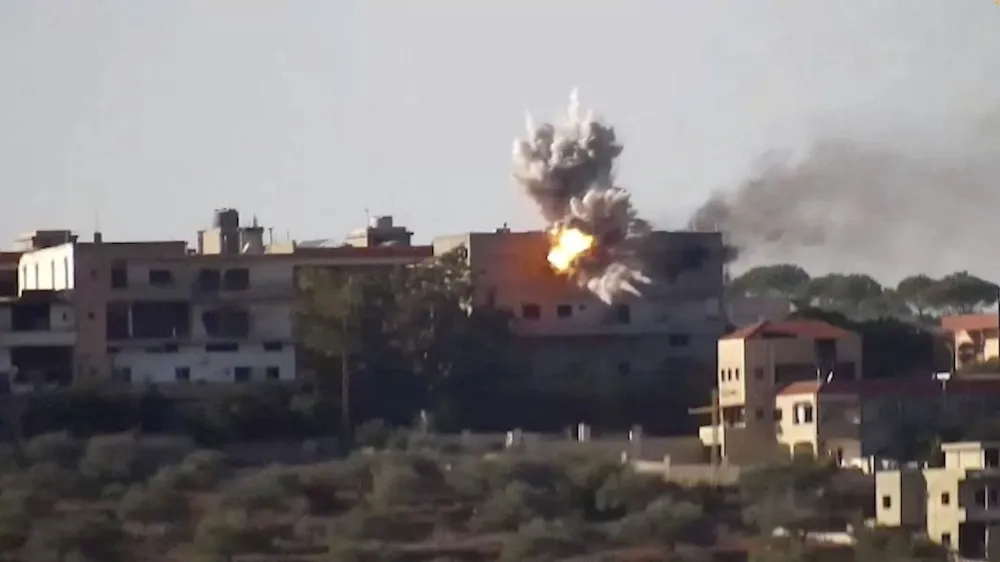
[193,509,275,561]
[612,496,710,547]
[730,264,998,318]
[117,481,190,525]
[498,518,589,562]
[78,432,142,484]
[220,465,303,512]
[21,512,127,562]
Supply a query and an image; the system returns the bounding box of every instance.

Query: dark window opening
[974,489,986,507]
[265,366,280,380]
[163,343,179,353]
[521,304,541,320]
[112,367,132,383]
[175,367,190,382]
[815,338,838,368]
[196,269,221,292]
[222,268,250,291]
[110,261,128,289]
[881,495,892,509]
[10,346,73,387]
[148,269,175,287]
[669,334,690,347]
[205,342,239,353]
[941,492,951,505]
[940,533,951,547]
[10,303,51,331]
[263,341,283,352]
[106,303,129,340]
[775,363,823,385]
[616,305,631,324]
[201,307,250,338]
[130,301,191,339]
[556,304,573,318]
[234,366,252,382]
[985,447,999,468]
[617,361,631,376]
[0,271,16,297]
[773,409,783,421]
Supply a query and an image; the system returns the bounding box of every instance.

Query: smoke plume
[687,123,1000,282]
[512,91,651,303]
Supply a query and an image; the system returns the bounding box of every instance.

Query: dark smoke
[687,132,1000,282]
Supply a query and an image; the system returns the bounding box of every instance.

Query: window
[754,367,764,380]
[941,533,951,547]
[263,341,283,352]
[556,304,573,318]
[974,489,986,507]
[986,447,999,468]
[521,304,541,320]
[110,262,128,289]
[734,368,741,380]
[266,367,280,380]
[668,334,690,347]
[222,268,250,291]
[197,269,221,292]
[793,403,814,424]
[233,366,252,382]
[175,367,190,382]
[773,409,783,421]
[617,361,631,376]
[205,342,239,353]
[148,269,174,287]
[616,305,631,324]
[112,367,131,383]
[941,492,951,505]
[881,495,892,509]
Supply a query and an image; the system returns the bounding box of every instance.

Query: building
[0,211,431,391]
[876,440,1000,559]
[432,229,727,388]
[941,313,999,370]
[697,319,863,464]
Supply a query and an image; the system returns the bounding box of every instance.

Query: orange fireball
[547,226,594,273]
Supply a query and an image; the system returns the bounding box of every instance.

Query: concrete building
[941,313,1000,370]
[697,319,863,464]
[876,441,1000,559]
[432,229,727,388]
[0,211,431,391]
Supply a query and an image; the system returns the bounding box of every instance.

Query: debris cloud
[512,91,651,303]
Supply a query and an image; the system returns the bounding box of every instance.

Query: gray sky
[1,1,998,277]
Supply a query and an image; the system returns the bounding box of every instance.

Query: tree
[924,271,999,314]
[895,274,937,317]
[807,273,883,312]
[728,265,811,300]
[297,267,397,438]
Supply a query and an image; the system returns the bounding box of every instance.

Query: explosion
[512,91,651,304]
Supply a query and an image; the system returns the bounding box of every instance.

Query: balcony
[0,326,75,347]
[190,282,293,303]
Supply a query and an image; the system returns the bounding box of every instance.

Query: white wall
[17,244,75,293]
[112,343,295,384]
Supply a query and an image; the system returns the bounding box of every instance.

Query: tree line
[728,264,999,318]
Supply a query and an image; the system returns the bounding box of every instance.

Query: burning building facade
[433,229,727,386]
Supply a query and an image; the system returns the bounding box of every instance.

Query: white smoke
[511,90,651,304]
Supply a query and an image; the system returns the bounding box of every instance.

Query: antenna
[364,208,371,226]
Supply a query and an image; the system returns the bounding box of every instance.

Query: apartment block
[432,229,727,387]
[0,211,431,391]
[942,313,1000,370]
[877,441,1000,559]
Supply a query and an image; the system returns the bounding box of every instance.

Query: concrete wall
[112,343,296,384]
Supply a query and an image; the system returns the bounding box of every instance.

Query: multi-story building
[697,319,863,464]
[942,313,1000,370]
[431,229,727,388]
[877,440,1000,559]
[0,211,431,391]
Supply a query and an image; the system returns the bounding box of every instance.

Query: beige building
[877,441,1000,559]
[432,229,727,387]
[698,319,863,464]
[941,313,1000,370]
[0,212,431,391]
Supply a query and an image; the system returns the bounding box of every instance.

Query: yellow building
[942,313,1000,370]
[699,319,863,464]
[876,441,1000,559]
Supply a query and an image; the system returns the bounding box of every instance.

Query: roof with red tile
[941,313,999,333]
[722,319,855,341]
[776,376,1000,398]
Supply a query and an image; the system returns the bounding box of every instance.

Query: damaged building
[432,229,727,389]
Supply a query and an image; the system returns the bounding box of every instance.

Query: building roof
[0,252,22,266]
[776,377,1000,398]
[722,319,854,341]
[941,313,999,333]
[123,245,434,264]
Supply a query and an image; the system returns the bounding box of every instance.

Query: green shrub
[220,465,303,512]
[498,518,587,562]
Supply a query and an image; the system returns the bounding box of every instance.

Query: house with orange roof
[697,319,863,464]
[940,313,999,371]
